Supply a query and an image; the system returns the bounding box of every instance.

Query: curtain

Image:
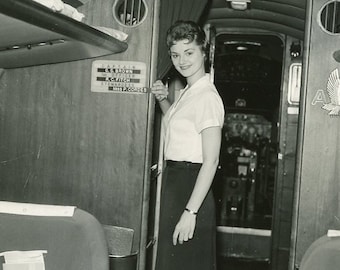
[156,0,209,79]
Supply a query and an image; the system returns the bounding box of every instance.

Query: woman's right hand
[172,210,196,245]
[151,80,168,102]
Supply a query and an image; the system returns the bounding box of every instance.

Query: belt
[166,160,202,169]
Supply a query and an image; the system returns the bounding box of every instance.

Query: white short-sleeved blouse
[163,74,225,163]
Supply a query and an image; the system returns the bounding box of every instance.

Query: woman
[151,21,224,270]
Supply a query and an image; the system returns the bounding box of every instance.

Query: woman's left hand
[172,211,196,245]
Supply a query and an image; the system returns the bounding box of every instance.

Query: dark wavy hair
[166,20,207,52]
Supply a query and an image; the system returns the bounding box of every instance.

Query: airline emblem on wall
[312,68,340,116]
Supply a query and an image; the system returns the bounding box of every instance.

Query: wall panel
[0,0,155,256]
[293,0,340,267]
[271,35,300,270]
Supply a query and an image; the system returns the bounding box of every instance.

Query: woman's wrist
[157,96,167,102]
[185,208,198,215]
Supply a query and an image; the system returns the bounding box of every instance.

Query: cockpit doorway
[212,33,284,270]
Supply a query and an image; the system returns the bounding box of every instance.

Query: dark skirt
[155,161,216,270]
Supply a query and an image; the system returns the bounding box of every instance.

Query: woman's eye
[171,54,178,59]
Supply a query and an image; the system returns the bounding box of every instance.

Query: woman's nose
[178,55,186,64]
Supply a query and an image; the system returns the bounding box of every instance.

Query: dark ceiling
[213,34,283,114]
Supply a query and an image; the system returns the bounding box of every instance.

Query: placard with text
[91,60,147,93]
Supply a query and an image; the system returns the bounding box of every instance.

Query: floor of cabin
[216,215,271,270]
[217,257,270,270]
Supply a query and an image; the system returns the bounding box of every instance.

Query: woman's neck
[187,70,206,87]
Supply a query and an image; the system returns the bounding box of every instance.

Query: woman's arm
[172,126,222,245]
[151,80,171,114]
[157,98,171,114]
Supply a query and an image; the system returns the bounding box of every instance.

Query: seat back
[0,201,109,270]
[300,234,340,270]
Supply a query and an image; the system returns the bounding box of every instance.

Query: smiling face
[170,39,206,86]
